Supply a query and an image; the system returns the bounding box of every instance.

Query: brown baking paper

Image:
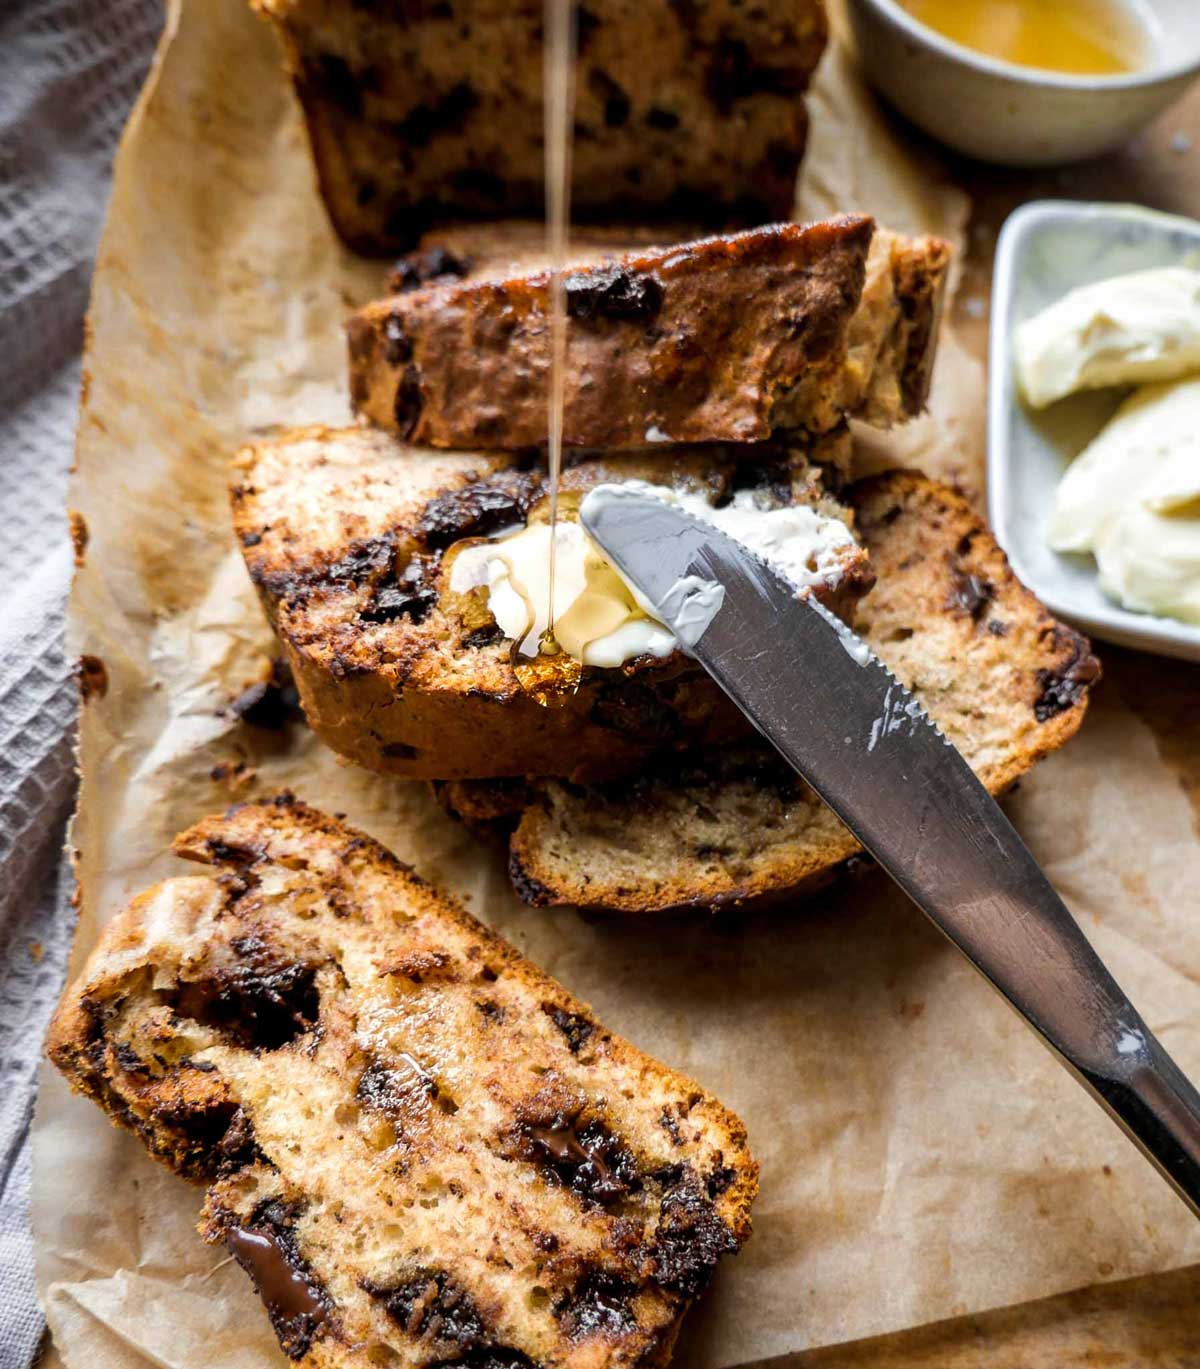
[31,2,1200,1366]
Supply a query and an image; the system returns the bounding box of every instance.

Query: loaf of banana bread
[47,799,758,1368]
[252,0,829,254]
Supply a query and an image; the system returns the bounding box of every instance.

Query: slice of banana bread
[47,799,757,1368]
[437,471,1101,913]
[252,0,828,255]
[349,219,952,449]
[383,220,953,433]
[347,217,879,449]
[232,424,871,782]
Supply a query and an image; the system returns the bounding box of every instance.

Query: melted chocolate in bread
[225,1222,329,1359]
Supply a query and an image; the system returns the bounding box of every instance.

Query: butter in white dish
[1048,378,1200,625]
[1015,267,1200,409]
[449,480,856,665]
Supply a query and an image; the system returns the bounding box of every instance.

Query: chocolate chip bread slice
[348,217,880,449]
[383,220,953,433]
[47,799,757,1368]
[232,424,872,782]
[437,471,1101,913]
[252,0,828,255]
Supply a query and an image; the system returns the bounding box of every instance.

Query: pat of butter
[449,479,856,666]
[1048,377,1200,624]
[1016,267,1200,409]
[1096,503,1200,625]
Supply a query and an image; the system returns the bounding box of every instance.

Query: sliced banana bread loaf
[252,0,828,254]
[437,471,1101,913]
[47,799,757,1369]
[232,425,871,782]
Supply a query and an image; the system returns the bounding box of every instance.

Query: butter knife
[581,486,1200,1217]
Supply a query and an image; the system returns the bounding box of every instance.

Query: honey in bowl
[897,0,1150,77]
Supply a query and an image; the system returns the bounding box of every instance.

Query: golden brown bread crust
[252,0,828,255]
[397,223,682,289]
[439,471,1101,914]
[393,220,954,432]
[231,424,871,782]
[46,798,757,1369]
[347,217,877,449]
[841,230,953,424]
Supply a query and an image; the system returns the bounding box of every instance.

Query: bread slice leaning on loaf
[437,472,1101,914]
[251,0,829,254]
[232,425,873,782]
[348,217,952,449]
[46,799,757,1369]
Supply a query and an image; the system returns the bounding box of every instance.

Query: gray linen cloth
[0,3,160,1364]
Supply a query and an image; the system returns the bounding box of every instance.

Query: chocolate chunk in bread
[47,799,757,1368]
[251,0,828,254]
[231,423,871,782]
[437,471,1100,913]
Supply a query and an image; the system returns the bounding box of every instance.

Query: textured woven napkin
[0,3,159,1365]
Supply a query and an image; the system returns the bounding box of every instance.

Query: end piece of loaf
[388,220,953,433]
[47,798,757,1368]
[252,0,828,254]
[348,217,876,449]
[348,218,951,448]
[437,471,1101,913]
[232,425,871,782]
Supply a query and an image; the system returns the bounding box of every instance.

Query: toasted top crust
[347,217,876,449]
[231,424,871,781]
[253,0,827,254]
[46,799,757,1368]
[439,471,1101,914]
[390,220,953,431]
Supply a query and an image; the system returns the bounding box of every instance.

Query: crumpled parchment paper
[32,1,1200,1366]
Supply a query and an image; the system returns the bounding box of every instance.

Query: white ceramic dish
[989,199,1200,664]
[844,0,1200,166]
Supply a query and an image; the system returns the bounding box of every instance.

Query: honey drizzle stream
[543,0,575,651]
[511,0,583,702]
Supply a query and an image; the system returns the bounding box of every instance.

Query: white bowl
[844,0,1200,166]
[988,199,1200,663]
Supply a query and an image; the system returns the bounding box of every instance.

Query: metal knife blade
[581,485,1200,1217]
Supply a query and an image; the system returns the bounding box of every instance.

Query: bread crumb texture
[232,426,869,782]
[47,799,757,1368]
[450,471,1099,913]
